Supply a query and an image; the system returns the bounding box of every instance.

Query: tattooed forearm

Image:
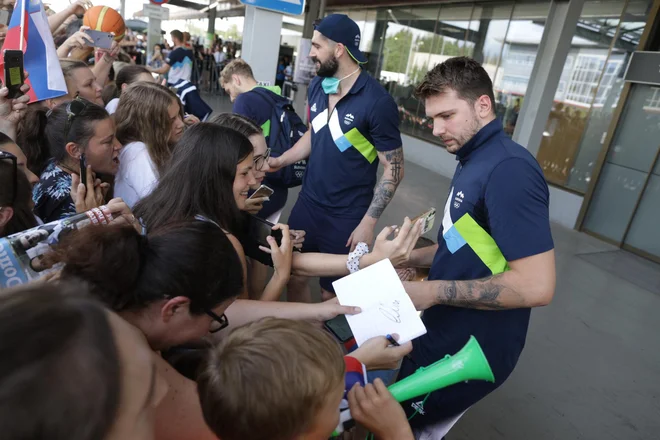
[366,148,404,219]
[438,275,526,310]
[367,179,396,219]
[385,148,404,183]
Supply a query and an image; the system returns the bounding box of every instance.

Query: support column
[241,5,283,85]
[207,5,217,46]
[293,0,322,120]
[513,0,585,156]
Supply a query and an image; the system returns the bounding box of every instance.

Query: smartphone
[79,154,87,190]
[83,29,114,50]
[248,215,283,249]
[3,50,24,99]
[0,8,11,26]
[249,184,274,200]
[324,315,354,343]
[410,208,437,234]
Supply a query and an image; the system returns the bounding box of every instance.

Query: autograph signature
[379,300,401,323]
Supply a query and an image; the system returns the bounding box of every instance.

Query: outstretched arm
[346,147,404,251]
[404,250,556,311]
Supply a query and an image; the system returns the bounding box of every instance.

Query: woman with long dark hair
[135,123,422,302]
[31,98,121,223]
[46,220,245,440]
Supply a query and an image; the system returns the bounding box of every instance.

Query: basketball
[83,6,126,42]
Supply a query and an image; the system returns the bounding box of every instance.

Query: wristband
[346,242,369,274]
[85,210,99,225]
[99,205,114,222]
[92,207,108,225]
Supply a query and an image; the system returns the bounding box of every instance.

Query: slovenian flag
[0,0,67,103]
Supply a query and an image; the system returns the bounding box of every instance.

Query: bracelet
[347,242,369,274]
[85,210,99,226]
[99,205,114,222]
[92,207,108,225]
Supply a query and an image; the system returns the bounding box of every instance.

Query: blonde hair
[115,82,181,175]
[197,318,345,440]
[59,58,90,99]
[220,59,255,85]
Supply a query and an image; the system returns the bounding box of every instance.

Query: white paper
[333,259,427,346]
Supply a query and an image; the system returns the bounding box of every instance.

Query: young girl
[105,65,155,115]
[135,123,422,301]
[114,82,185,208]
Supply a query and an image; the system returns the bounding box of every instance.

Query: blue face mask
[321,67,361,95]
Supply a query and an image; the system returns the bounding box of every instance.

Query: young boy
[197,318,414,440]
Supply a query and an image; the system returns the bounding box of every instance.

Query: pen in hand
[386,334,419,368]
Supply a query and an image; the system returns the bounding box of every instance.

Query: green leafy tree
[383,29,413,73]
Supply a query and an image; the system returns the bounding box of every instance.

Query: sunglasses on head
[0,151,18,206]
[63,96,91,142]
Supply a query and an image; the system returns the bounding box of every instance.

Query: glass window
[583,83,660,243]
[408,3,483,143]
[492,2,551,137]
[534,0,652,191]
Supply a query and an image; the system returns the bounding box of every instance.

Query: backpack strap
[250,88,283,147]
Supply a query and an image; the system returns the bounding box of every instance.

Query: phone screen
[324,315,354,343]
[8,66,20,86]
[249,215,283,249]
[3,50,24,99]
[411,208,436,234]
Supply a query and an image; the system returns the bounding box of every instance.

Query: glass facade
[330,0,653,195]
[331,2,551,146]
[536,0,652,193]
[327,0,660,261]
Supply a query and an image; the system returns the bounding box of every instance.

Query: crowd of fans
[0,2,421,440]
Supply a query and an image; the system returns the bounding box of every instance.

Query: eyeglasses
[64,96,90,142]
[0,151,18,206]
[206,309,229,333]
[253,148,271,171]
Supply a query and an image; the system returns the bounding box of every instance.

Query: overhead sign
[142,3,170,20]
[149,0,169,4]
[624,51,660,86]
[240,0,305,16]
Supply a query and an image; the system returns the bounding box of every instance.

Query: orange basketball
[83,6,126,42]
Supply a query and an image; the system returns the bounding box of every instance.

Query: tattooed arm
[346,147,405,251]
[403,249,556,310]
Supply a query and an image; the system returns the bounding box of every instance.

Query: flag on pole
[0,0,68,103]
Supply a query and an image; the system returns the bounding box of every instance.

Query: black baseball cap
[314,14,367,64]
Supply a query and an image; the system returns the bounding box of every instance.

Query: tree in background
[383,29,413,73]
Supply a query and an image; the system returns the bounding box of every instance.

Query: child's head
[198,318,346,440]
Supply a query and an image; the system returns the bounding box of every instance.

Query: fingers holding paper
[351,334,412,371]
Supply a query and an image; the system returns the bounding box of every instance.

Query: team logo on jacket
[344,113,355,125]
[454,191,465,209]
[311,103,317,112]
[411,401,426,416]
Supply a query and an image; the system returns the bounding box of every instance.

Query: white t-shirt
[106,98,120,115]
[213,51,226,65]
[114,142,159,209]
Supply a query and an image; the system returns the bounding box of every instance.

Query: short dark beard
[314,56,339,78]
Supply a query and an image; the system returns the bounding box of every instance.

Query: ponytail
[16,104,50,175]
